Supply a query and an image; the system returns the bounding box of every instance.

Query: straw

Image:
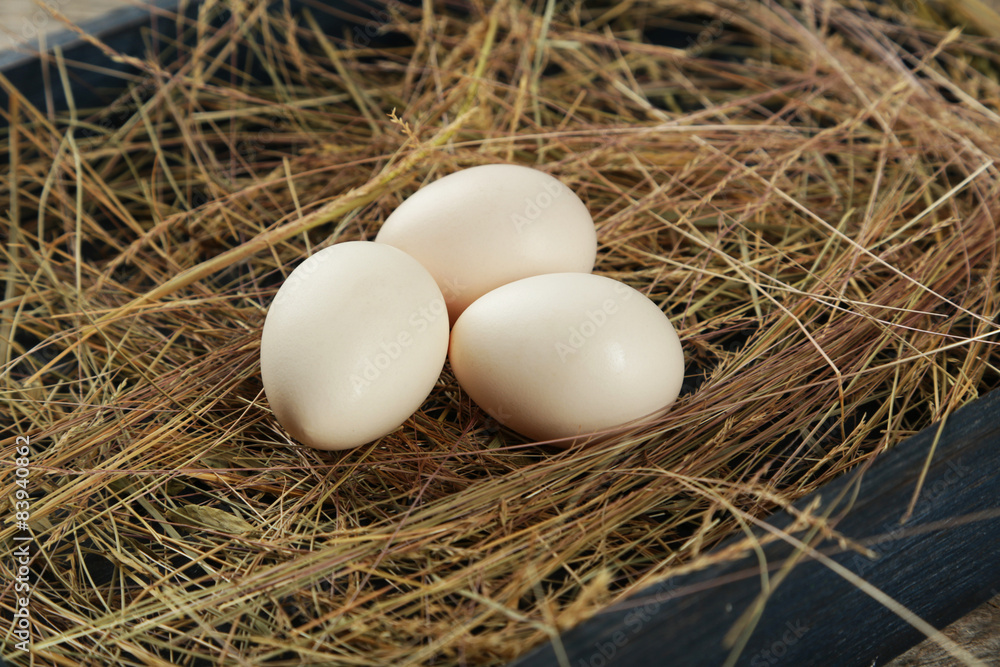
[1,0,999,664]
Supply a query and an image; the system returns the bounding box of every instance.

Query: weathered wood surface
[513,389,1000,666]
[0,0,131,51]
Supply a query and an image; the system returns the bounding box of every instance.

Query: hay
[2,0,999,664]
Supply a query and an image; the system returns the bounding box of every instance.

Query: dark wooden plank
[513,390,1000,667]
[0,0,381,126]
[0,0,186,120]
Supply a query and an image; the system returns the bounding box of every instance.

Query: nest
[2,0,999,664]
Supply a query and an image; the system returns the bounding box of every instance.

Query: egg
[375,164,597,324]
[260,241,450,450]
[449,273,684,444]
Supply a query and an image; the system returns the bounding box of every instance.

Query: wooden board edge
[512,390,1000,666]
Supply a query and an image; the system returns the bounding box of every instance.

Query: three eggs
[259,164,685,450]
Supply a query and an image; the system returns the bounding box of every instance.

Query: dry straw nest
[2,0,1000,664]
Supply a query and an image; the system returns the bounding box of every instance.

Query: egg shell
[448,273,685,444]
[374,164,597,324]
[260,241,450,450]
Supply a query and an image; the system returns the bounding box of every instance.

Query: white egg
[260,241,449,450]
[449,273,684,444]
[375,164,597,324]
